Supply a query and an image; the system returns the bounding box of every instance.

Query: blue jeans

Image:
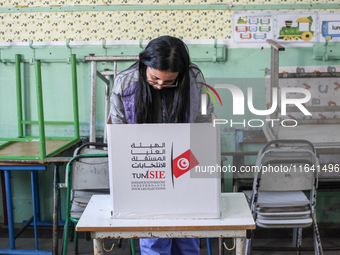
[139,238,200,255]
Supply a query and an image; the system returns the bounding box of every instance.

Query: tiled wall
[0,10,232,41]
[1,0,337,42]
[0,0,322,6]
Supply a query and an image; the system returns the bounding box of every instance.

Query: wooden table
[76,193,255,255]
[0,140,77,255]
[0,164,52,255]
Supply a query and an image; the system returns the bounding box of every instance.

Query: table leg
[1,171,8,225]
[31,170,39,250]
[0,166,52,255]
[33,170,41,222]
[235,238,246,255]
[218,237,224,255]
[93,239,104,255]
[4,170,15,250]
[52,164,59,255]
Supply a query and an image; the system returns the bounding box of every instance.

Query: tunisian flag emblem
[172,149,199,178]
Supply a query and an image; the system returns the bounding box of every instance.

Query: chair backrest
[254,140,318,192]
[66,143,109,190]
[255,148,318,191]
[250,139,319,217]
[259,139,316,155]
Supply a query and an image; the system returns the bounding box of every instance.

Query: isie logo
[171,146,199,187]
[131,145,200,189]
[172,149,199,178]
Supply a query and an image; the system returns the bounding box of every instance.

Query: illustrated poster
[319,13,340,43]
[276,13,317,43]
[233,13,274,42]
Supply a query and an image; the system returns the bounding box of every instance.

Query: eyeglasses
[147,79,178,88]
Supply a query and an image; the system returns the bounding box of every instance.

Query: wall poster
[276,13,317,43]
[319,13,340,43]
[233,13,274,42]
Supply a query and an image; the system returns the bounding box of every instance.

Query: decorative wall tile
[0,9,235,42]
[1,0,332,7]
[0,0,339,42]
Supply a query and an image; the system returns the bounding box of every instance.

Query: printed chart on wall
[319,13,340,43]
[233,13,274,42]
[276,13,317,43]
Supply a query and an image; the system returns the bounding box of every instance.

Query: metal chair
[62,142,136,255]
[245,139,323,255]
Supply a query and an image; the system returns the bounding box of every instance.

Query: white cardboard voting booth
[107,122,221,219]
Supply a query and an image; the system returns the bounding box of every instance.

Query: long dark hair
[135,36,191,123]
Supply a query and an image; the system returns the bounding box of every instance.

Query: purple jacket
[110,64,214,124]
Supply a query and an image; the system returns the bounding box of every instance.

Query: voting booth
[107,122,221,219]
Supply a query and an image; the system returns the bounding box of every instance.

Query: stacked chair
[244,140,323,255]
[62,142,136,255]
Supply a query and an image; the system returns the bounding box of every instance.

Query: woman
[110,35,214,255]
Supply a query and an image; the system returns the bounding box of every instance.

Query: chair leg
[74,226,78,254]
[62,220,69,255]
[69,221,74,242]
[312,216,324,255]
[292,228,298,247]
[206,238,212,255]
[63,163,73,255]
[130,239,136,255]
[293,228,303,255]
[297,228,303,255]
[245,231,253,255]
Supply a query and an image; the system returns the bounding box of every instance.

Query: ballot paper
[106,122,221,219]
